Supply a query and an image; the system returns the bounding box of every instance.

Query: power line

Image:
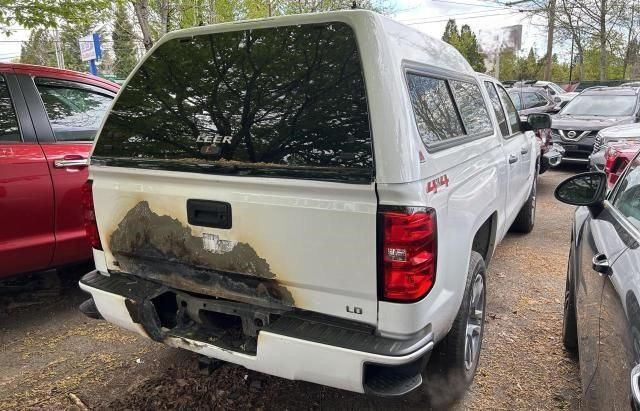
[398,7,513,22]
[402,9,523,24]
[430,0,507,8]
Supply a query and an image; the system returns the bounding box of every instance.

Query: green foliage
[442,19,459,44]
[0,0,110,29]
[19,29,57,66]
[441,19,486,72]
[113,3,138,78]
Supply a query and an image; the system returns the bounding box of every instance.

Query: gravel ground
[0,169,581,410]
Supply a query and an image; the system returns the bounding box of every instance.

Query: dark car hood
[551,114,634,131]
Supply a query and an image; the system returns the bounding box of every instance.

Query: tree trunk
[599,0,607,81]
[544,0,556,81]
[623,0,636,79]
[132,0,154,51]
[159,0,170,35]
[576,40,584,81]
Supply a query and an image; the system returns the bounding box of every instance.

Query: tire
[410,251,487,408]
[511,176,537,233]
[562,249,579,353]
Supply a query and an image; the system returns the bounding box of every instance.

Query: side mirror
[554,171,607,214]
[522,113,552,131]
[549,89,557,95]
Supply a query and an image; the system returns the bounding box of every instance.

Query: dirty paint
[110,201,294,309]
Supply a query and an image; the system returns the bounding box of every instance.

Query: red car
[0,63,118,278]
[603,142,640,189]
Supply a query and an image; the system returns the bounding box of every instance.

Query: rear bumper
[79,270,433,395]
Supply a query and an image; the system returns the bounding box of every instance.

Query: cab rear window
[92,22,373,183]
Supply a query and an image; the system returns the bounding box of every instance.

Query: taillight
[81,180,102,250]
[605,147,630,189]
[380,207,437,302]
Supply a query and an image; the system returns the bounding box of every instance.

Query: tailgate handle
[187,200,232,229]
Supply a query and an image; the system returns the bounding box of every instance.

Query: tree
[113,3,139,78]
[442,19,460,45]
[19,29,57,66]
[129,0,393,51]
[555,0,628,81]
[441,19,486,72]
[0,0,110,30]
[458,24,486,72]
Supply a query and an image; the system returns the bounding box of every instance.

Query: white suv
[79,10,543,405]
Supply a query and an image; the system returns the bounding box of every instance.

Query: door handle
[521,146,529,155]
[592,253,611,275]
[631,364,640,406]
[508,154,518,164]
[54,158,88,168]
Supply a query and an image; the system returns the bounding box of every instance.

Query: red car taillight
[81,180,102,250]
[605,147,631,189]
[380,207,437,302]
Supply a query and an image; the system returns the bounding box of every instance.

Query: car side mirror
[554,171,607,215]
[522,113,551,131]
[549,89,557,95]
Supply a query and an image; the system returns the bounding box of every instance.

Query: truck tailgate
[92,166,379,324]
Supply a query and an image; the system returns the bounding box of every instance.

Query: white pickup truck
[78,10,545,405]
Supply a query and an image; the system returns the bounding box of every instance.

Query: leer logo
[196,135,233,144]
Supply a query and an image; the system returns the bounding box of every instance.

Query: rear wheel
[410,251,487,407]
[511,176,537,233]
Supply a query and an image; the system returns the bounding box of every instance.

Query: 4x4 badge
[427,175,449,193]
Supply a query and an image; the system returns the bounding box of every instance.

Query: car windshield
[560,94,637,116]
[546,82,565,94]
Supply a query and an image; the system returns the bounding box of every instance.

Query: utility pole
[543,0,556,81]
[53,28,65,69]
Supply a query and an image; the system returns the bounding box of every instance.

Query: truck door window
[497,86,521,134]
[449,80,493,136]
[0,78,22,142]
[406,73,465,145]
[483,81,510,137]
[35,83,112,142]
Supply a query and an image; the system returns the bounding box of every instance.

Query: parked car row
[5,9,640,410]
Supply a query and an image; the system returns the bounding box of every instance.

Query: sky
[0,0,549,64]
[392,0,547,56]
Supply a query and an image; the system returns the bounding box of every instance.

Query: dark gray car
[552,87,640,164]
[508,87,556,117]
[555,165,640,409]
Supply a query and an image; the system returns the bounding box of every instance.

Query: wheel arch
[471,211,498,266]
